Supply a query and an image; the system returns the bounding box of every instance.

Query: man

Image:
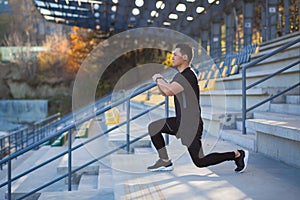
[148,43,249,173]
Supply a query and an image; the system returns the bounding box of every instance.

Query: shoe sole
[236,150,249,173]
[148,165,173,172]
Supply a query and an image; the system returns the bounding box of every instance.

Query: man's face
[172,48,186,67]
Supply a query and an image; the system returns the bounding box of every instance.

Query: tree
[4,0,41,46]
[66,26,105,74]
[37,34,70,82]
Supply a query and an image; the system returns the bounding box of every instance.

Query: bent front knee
[148,121,158,136]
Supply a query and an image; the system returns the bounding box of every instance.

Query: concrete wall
[0,100,48,124]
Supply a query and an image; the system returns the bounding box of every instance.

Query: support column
[210,21,222,59]
[284,0,290,35]
[200,29,209,53]
[267,0,279,40]
[261,2,267,42]
[243,0,254,47]
[299,0,300,30]
[225,11,235,54]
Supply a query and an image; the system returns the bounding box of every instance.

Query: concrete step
[254,111,300,121]
[246,119,300,142]
[247,53,299,74]
[286,95,300,104]
[78,174,98,191]
[134,147,155,154]
[201,88,271,96]
[246,118,300,168]
[107,124,151,153]
[270,103,300,115]
[214,66,299,90]
[256,31,300,52]
[248,34,300,73]
[0,147,53,200]
[57,138,101,177]
[220,129,256,151]
[200,106,254,134]
[10,146,67,199]
[200,88,270,111]
[98,168,113,191]
[236,120,256,134]
[0,146,50,182]
[39,190,114,200]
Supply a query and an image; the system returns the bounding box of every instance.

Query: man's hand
[152,74,164,82]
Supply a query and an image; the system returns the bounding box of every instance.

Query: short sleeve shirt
[171,67,202,124]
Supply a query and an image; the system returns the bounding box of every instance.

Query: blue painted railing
[0,113,61,166]
[0,92,114,169]
[0,81,170,200]
[242,37,300,134]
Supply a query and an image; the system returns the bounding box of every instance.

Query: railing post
[242,66,247,134]
[8,134,11,157]
[7,159,11,200]
[165,96,169,145]
[0,139,2,170]
[14,131,17,153]
[126,99,131,153]
[67,129,72,191]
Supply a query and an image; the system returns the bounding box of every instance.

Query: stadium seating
[196,43,259,92]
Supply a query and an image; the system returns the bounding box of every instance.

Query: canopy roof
[33,0,240,37]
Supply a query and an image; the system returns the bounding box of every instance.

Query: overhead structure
[32,0,229,36]
[32,0,299,58]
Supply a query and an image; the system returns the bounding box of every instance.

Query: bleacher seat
[199,80,207,92]
[229,65,239,75]
[198,70,207,81]
[206,70,213,80]
[75,119,92,139]
[199,79,216,92]
[213,68,221,79]
[51,131,68,147]
[221,66,229,77]
[105,107,120,125]
[218,61,224,69]
[205,79,216,91]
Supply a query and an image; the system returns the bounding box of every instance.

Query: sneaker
[234,150,249,173]
[147,159,173,172]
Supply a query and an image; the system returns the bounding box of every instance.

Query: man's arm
[152,74,184,96]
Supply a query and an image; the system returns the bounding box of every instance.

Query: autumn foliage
[37,34,69,78]
[66,26,104,74]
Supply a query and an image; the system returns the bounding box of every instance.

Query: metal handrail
[0,92,113,166]
[0,113,61,166]
[0,81,170,200]
[241,37,300,134]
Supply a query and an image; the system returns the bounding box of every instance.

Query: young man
[148,43,249,173]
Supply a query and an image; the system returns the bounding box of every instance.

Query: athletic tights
[148,117,235,168]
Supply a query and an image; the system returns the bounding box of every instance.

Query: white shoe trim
[237,150,249,173]
[148,165,173,172]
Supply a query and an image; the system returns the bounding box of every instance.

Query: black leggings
[148,117,235,168]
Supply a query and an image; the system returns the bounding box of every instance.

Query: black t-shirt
[171,67,203,142]
[172,67,200,119]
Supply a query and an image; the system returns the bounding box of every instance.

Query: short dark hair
[175,43,194,63]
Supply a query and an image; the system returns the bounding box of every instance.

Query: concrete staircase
[246,94,300,167]
[0,146,67,200]
[200,31,300,167]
